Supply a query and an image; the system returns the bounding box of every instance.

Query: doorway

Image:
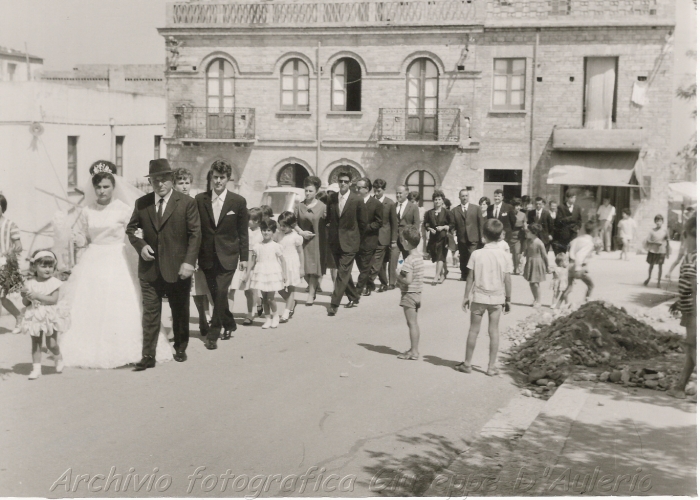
[406,58,439,141]
[277,163,309,189]
[483,169,522,204]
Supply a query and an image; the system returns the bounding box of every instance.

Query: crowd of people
[0,159,695,386]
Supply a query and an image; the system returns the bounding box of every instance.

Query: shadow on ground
[358,432,470,496]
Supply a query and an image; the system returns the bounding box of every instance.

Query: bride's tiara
[89,160,117,176]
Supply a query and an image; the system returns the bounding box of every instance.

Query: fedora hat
[146,158,174,177]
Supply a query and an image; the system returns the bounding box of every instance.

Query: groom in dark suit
[196,160,249,350]
[127,159,201,369]
[327,170,367,316]
[527,196,554,252]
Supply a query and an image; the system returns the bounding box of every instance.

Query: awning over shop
[547,152,639,187]
[668,181,697,201]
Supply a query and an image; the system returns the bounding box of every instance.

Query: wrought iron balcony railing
[167,0,479,27]
[173,106,255,140]
[486,0,668,21]
[378,108,460,143]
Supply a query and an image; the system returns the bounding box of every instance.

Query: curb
[424,379,591,497]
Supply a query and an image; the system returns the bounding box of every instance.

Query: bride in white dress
[59,161,173,368]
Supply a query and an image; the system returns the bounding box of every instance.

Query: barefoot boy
[457,219,512,376]
[395,225,424,360]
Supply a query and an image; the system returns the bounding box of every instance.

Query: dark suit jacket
[451,203,481,247]
[127,190,201,283]
[195,189,249,271]
[327,192,368,254]
[396,201,421,232]
[377,196,398,247]
[527,209,554,241]
[556,204,583,243]
[360,195,383,252]
[487,202,517,242]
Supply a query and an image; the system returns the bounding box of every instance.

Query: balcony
[378,108,461,146]
[552,127,644,151]
[486,0,673,26]
[166,0,479,28]
[173,106,255,143]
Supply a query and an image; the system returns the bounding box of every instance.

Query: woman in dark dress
[424,190,454,285]
[293,176,327,306]
[477,196,490,249]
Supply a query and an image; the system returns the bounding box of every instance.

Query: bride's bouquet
[0,253,24,297]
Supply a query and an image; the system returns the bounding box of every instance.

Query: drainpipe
[528,29,540,197]
[316,41,321,176]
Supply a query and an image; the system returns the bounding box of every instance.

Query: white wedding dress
[60,199,173,368]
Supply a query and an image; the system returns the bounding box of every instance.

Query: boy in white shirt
[555,220,596,308]
[456,219,512,376]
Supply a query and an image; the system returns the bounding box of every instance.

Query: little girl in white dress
[232,207,264,326]
[277,211,304,323]
[249,219,287,329]
[20,250,70,380]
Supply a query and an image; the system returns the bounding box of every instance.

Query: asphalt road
[0,249,679,497]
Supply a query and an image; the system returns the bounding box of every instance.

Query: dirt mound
[506,301,684,396]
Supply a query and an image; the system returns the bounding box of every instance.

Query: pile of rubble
[505,301,685,399]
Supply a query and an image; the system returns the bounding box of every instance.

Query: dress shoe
[328,305,338,316]
[221,329,233,340]
[387,285,396,291]
[345,300,359,308]
[362,288,372,297]
[376,285,388,293]
[134,356,156,371]
[459,276,467,282]
[174,351,187,362]
[205,340,217,350]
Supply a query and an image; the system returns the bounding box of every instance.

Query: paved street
[0,247,685,497]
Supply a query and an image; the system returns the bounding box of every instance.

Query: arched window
[406,170,436,209]
[277,163,310,189]
[281,59,310,111]
[206,59,235,139]
[332,58,362,112]
[328,165,361,186]
[406,58,438,140]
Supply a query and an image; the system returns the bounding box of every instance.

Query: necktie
[213,196,223,223]
[157,198,164,223]
[462,205,467,213]
[537,210,541,221]
[339,195,346,215]
[495,205,500,218]
[398,202,404,220]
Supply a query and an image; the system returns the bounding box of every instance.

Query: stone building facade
[159,0,675,242]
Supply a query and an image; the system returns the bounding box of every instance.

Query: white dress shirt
[155,189,173,217]
[376,195,386,203]
[363,194,372,204]
[493,203,502,218]
[460,202,470,214]
[536,209,543,221]
[397,200,408,219]
[212,188,228,222]
[338,190,350,214]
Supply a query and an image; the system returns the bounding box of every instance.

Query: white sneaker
[28,363,41,380]
[271,314,280,328]
[55,358,64,374]
[262,316,272,329]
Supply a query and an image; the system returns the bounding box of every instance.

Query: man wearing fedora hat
[127,159,202,369]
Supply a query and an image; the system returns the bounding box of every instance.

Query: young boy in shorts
[457,218,512,376]
[395,225,424,360]
[555,220,596,308]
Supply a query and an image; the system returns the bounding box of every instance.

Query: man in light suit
[195,160,249,350]
[327,170,367,316]
[127,159,201,369]
[487,189,517,245]
[390,185,421,288]
[369,178,398,293]
[451,188,481,281]
[527,196,554,253]
[355,177,383,297]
